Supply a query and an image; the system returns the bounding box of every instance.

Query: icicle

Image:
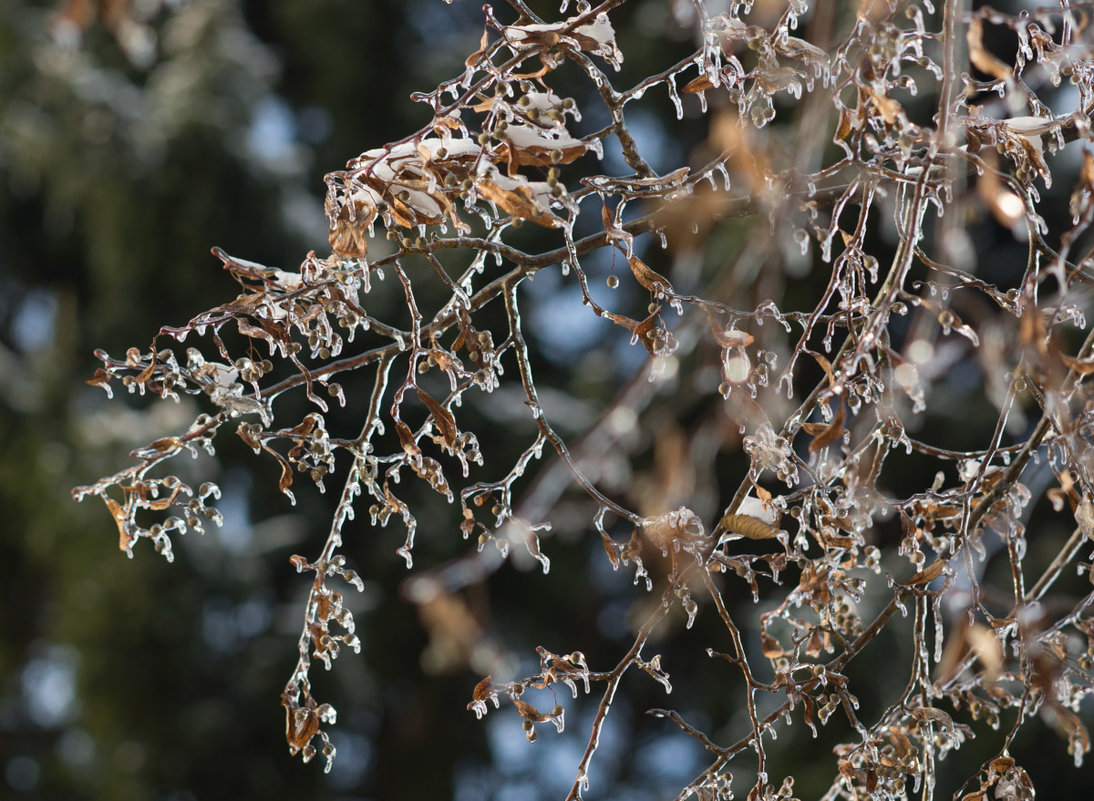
[667,74,683,120]
[933,596,944,664]
[714,161,731,191]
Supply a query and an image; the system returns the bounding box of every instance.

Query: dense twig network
[75,1,1094,799]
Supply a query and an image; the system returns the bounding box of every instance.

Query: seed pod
[720,513,778,540]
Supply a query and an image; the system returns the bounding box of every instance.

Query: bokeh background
[3,1,1093,799]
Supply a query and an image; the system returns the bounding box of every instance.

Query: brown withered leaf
[131,436,181,458]
[837,757,857,782]
[755,484,773,507]
[835,106,854,142]
[865,86,903,126]
[86,367,112,387]
[967,623,1003,673]
[471,675,494,702]
[808,400,846,453]
[416,388,458,448]
[968,18,1011,81]
[601,203,633,255]
[761,630,786,658]
[282,691,320,755]
[600,530,621,569]
[477,178,561,228]
[807,349,837,386]
[906,558,945,587]
[389,194,441,229]
[145,486,182,512]
[911,706,952,727]
[465,26,490,67]
[865,768,878,794]
[308,622,330,655]
[513,698,549,722]
[801,693,816,730]
[603,309,660,356]
[804,628,830,658]
[898,508,917,539]
[105,496,132,552]
[1082,149,1094,190]
[888,728,913,758]
[237,422,261,451]
[628,254,674,296]
[1018,295,1048,352]
[682,74,715,93]
[720,513,777,540]
[1060,353,1094,375]
[395,420,421,458]
[260,444,295,499]
[286,415,321,462]
[1049,704,1090,755]
[276,457,294,497]
[459,507,476,539]
[819,531,857,550]
[238,316,287,348]
[135,353,158,384]
[498,136,586,173]
[327,200,373,259]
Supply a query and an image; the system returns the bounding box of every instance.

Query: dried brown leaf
[471,675,494,702]
[603,308,660,356]
[514,698,549,722]
[968,18,1012,81]
[627,254,674,295]
[105,496,131,552]
[1060,353,1094,375]
[396,420,421,458]
[477,178,561,228]
[721,513,778,539]
[906,559,945,587]
[808,402,846,453]
[761,631,786,658]
[967,623,1003,673]
[327,199,373,259]
[282,692,320,755]
[682,74,715,93]
[416,388,458,448]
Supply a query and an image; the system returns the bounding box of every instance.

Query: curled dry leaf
[720,513,779,540]
[806,401,846,453]
[477,176,563,228]
[513,698,550,723]
[282,691,320,756]
[472,675,494,702]
[603,307,662,357]
[627,254,673,296]
[416,388,459,449]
